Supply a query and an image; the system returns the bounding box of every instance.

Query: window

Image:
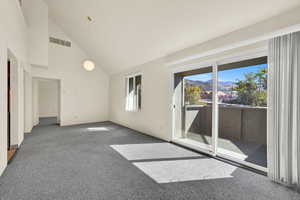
[126,74,142,111]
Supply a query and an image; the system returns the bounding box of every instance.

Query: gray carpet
[0,119,299,200]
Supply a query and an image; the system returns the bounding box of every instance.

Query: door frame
[7,60,11,150]
[32,76,63,126]
[170,47,268,172]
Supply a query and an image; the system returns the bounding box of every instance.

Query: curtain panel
[268,31,300,186]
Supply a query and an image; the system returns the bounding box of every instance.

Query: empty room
[0,0,300,199]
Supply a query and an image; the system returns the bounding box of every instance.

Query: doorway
[172,51,268,172]
[7,60,17,163]
[33,77,61,127]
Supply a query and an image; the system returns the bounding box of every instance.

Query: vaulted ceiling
[44,0,300,74]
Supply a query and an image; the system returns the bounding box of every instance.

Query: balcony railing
[184,103,267,145]
[183,103,267,167]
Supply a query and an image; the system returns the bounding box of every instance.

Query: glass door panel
[183,66,213,150]
[217,57,268,169]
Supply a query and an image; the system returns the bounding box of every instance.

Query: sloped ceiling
[44,0,300,74]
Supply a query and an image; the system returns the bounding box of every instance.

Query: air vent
[49,37,71,47]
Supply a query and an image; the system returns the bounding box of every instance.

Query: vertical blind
[268,31,300,186]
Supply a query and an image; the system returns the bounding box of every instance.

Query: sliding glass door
[173,54,268,171]
[183,67,213,151]
[217,57,268,170]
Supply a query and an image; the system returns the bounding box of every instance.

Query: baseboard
[24,127,33,134]
[108,120,171,142]
[10,144,18,149]
[39,116,58,118]
[60,120,110,127]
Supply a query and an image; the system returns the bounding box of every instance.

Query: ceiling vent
[49,37,72,47]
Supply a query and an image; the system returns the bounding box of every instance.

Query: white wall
[24,71,33,133]
[109,7,300,142]
[32,79,39,126]
[31,19,110,126]
[110,58,171,141]
[109,44,265,142]
[17,62,25,146]
[0,36,7,177]
[38,79,59,118]
[9,51,20,146]
[165,6,300,66]
[21,0,48,131]
[0,0,28,176]
[9,51,25,147]
[22,0,48,67]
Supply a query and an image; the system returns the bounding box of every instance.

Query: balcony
[184,103,267,168]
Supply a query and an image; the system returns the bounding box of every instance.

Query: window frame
[125,73,142,112]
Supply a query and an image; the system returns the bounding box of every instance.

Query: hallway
[0,120,299,200]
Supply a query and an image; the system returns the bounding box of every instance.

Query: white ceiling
[44,0,300,74]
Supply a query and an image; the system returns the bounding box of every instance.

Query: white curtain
[268,31,300,186]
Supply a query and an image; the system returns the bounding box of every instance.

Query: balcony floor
[187,133,267,168]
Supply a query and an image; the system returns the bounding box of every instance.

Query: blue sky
[184,64,267,82]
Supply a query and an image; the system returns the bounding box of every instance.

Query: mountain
[185,80,235,91]
[218,81,236,91]
[185,80,212,91]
